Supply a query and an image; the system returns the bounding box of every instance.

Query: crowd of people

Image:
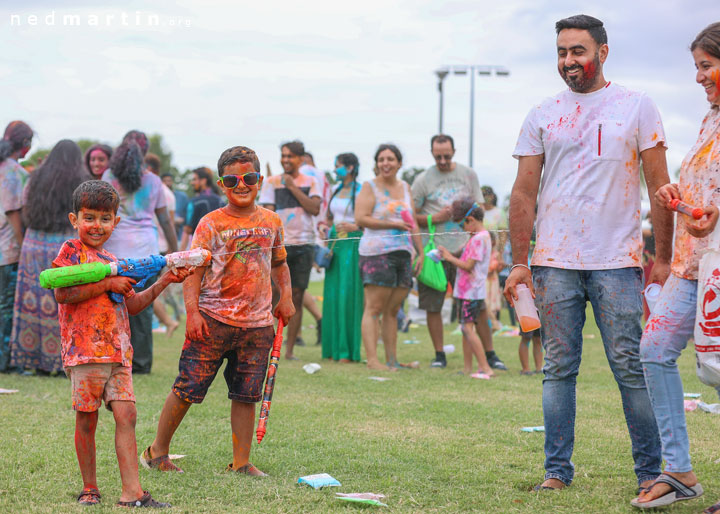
[1,12,719,512]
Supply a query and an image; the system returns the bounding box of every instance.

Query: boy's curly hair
[450,196,484,223]
[72,180,120,214]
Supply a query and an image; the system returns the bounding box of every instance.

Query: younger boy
[438,198,495,378]
[55,180,191,507]
[142,146,294,476]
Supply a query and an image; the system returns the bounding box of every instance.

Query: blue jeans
[639,274,696,473]
[533,266,661,486]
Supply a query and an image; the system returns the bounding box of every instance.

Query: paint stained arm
[54,275,136,304]
[125,267,192,316]
[183,265,209,339]
[156,207,178,254]
[503,154,543,302]
[271,260,295,325]
[641,144,673,285]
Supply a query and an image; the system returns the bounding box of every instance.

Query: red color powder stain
[583,60,597,82]
[651,132,658,142]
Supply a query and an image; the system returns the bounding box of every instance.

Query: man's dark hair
[281,140,305,157]
[72,180,120,214]
[160,172,174,181]
[144,153,161,173]
[555,15,607,46]
[481,185,497,206]
[303,152,314,163]
[193,166,220,194]
[430,134,455,150]
[336,152,359,176]
[374,143,402,164]
[691,22,720,61]
[216,146,261,177]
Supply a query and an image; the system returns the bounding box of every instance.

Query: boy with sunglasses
[142,146,295,476]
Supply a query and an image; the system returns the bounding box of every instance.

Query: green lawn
[1,283,719,513]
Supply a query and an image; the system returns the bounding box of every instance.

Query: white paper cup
[644,283,661,314]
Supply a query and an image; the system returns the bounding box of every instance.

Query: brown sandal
[140,446,184,473]
[117,491,170,508]
[226,462,267,476]
[77,487,101,505]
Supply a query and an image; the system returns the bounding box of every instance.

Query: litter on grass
[443,344,455,353]
[684,392,702,398]
[403,339,419,345]
[685,400,699,412]
[168,455,186,460]
[368,376,391,382]
[302,363,321,374]
[698,401,720,414]
[298,473,341,489]
[521,426,545,432]
[336,493,388,507]
[0,388,18,394]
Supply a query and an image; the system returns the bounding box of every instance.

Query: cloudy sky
[0,0,717,198]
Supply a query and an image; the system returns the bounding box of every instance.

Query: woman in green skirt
[320,153,363,362]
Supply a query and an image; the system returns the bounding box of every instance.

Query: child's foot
[140,446,184,473]
[480,367,495,377]
[470,372,491,380]
[285,354,299,361]
[117,491,171,508]
[77,487,101,505]
[166,321,179,338]
[226,462,267,476]
[520,370,534,376]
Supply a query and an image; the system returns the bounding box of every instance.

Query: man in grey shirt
[412,134,507,370]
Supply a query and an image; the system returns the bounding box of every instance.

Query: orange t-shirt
[54,239,133,368]
[191,206,287,328]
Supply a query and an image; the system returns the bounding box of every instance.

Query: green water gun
[39,249,211,302]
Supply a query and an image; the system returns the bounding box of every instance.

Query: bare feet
[366,359,394,371]
[227,463,267,477]
[635,471,698,504]
[166,321,179,338]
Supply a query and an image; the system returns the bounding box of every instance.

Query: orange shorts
[66,363,135,412]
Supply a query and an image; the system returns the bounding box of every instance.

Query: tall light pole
[435,69,449,134]
[434,65,510,168]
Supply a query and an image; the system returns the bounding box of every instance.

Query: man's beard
[561,53,600,93]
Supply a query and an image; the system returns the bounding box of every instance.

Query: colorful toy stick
[39,249,211,302]
[256,319,285,444]
[670,199,704,220]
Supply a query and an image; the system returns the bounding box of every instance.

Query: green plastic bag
[416,215,447,291]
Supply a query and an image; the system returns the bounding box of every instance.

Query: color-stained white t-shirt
[454,230,491,300]
[513,82,666,270]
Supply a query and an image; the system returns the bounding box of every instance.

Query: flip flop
[704,500,720,513]
[630,473,703,509]
[77,488,101,505]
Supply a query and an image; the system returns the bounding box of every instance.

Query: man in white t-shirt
[504,14,673,492]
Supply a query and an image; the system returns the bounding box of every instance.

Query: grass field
[1,281,720,513]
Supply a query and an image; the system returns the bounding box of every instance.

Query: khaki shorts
[66,363,135,412]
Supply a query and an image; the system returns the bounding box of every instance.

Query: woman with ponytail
[10,140,90,374]
[101,130,177,374]
[0,120,33,372]
[320,153,363,362]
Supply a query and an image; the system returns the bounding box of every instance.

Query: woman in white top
[320,153,363,363]
[355,144,423,370]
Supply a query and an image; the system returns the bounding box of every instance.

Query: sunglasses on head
[220,172,260,188]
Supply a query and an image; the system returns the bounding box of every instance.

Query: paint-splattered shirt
[102,169,167,259]
[259,173,320,246]
[513,82,666,270]
[0,158,28,266]
[672,107,720,280]
[191,206,287,328]
[54,239,133,368]
[411,164,484,253]
[358,179,415,257]
[454,230,491,301]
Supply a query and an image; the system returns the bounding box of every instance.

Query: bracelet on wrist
[510,263,531,273]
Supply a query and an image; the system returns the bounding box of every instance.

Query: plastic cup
[514,284,541,332]
[644,283,661,314]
